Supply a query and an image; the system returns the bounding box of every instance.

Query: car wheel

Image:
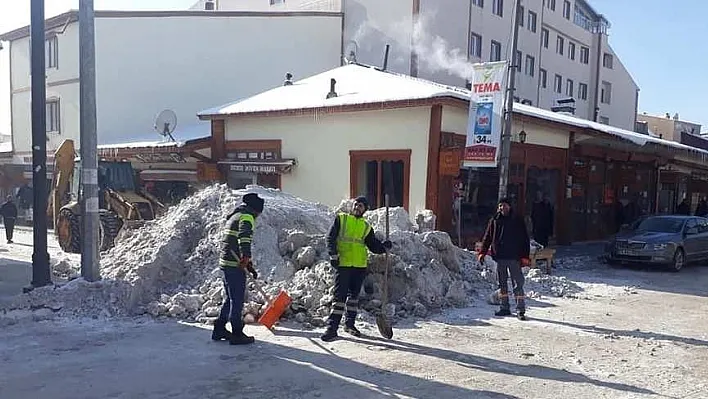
[670,248,685,272]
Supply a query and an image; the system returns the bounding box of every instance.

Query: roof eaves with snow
[197,63,469,119]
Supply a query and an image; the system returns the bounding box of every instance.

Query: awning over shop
[217,159,296,174]
[139,169,199,182]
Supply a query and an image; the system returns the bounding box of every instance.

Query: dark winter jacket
[0,201,18,219]
[480,210,530,261]
[219,204,257,267]
[327,213,388,256]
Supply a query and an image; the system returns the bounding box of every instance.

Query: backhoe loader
[48,139,166,253]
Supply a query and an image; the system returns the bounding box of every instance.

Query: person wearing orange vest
[212,193,264,345]
[321,196,392,342]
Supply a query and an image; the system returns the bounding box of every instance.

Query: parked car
[604,215,708,272]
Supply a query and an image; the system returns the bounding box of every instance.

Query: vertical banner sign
[464,61,509,168]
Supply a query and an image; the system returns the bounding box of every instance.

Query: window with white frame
[603,53,614,69]
[556,35,564,55]
[580,46,589,64]
[563,0,571,19]
[546,0,556,11]
[601,81,612,104]
[541,28,549,48]
[525,55,535,76]
[528,11,537,32]
[472,0,484,7]
[599,116,609,125]
[554,74,562,93]
[470,32,483,58]
[578,82,588,100]
[568,41,576,60]
[45,36,58,69]
[539,68,547,88]
[515,50,522,71]
[490,40,502,61]
[493,0,503,17]
[518,6,524,26]
[46,99,60,133]
[566,79,574,96]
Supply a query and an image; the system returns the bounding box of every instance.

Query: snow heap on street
[1,184,582,326]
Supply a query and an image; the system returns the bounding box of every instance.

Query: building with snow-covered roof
[198,63,708,244]
[0,9,342,180]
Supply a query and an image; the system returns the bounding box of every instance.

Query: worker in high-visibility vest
[212,192,264,345]
[321,196,392,342]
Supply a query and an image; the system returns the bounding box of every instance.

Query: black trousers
[4,217,15,242]
[497,259,526,311]
[533,229,550,247]
[217,266,246,333]
[327,266,367,330]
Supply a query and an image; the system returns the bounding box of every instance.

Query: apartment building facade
[0,9,342,166]
[197,0,639,131]
[636,113,702,142]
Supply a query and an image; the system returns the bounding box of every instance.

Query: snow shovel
[376,194,394,340]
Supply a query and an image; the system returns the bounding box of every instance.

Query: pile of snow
[2,185,498,326]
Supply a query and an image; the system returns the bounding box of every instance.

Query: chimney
[204,0,215,10]
[326,78,337,99]
[673,113,679,121]
[665,113,671,119]
[284,72,293,86]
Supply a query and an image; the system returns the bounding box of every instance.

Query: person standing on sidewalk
[0,196,18,244]
[478,198,531,320]
[211,192,265,345]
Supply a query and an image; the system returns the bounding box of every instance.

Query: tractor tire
[99,210,122,252]
[57,208,81,254]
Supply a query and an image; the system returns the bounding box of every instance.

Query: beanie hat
[243,193,264,213]
[354,196,369,210]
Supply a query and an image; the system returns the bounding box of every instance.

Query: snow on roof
[197,63,468,117]
[98,122,211,150]
[199,63,708,158]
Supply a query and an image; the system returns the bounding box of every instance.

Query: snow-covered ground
[1,227,708,398]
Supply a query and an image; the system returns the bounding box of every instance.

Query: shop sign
[439,149,462,176]
[464,61,508,168]
[229,164,278,174]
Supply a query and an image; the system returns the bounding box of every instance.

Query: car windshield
[633,217,684,233]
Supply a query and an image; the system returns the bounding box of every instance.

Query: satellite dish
[154,109,177,142]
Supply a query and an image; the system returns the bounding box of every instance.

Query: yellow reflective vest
[336,213,372,268]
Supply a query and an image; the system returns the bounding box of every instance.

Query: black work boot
[229,332,255,345]
[321,327,339,342]
[343,324,362,337]
[211,320,232,341]
[495,308,512,317]
[517,310,527,321]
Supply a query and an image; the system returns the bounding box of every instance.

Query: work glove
[239,256,251,269]
[329,254,340,268]
[521,258,531,267]
[477,253,486,265]
[246,262,258,280]
[383,240,393,250]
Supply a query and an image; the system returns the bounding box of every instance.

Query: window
[470,32,482,58]
[525,55,535,76]
[578,82,588,100]
[554,74,562,93]
[46,99,60,133]
[599,116,609,125]
[565,79,574,96]
[472,0,484,7]
[546,0,556,11]
[490,40,502,61]
[539,68,547,88]
[603,53,614,69]
[518,6,524,26]
[528,11,537,32]
[515,50,522,71]
[601,81,612,104]
[556,36,564,55]
[568,41,576,60]
[563,0,571,19]
[350,150,411,210]
[269,0,285,4]
[493,0,503,17]
[45,36,58,69]
[580,46,590,64]
[541,28,549,48]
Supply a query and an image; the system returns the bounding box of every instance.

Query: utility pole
[29,0,51,289]
[79,0,100,281]
[497,0,522,201]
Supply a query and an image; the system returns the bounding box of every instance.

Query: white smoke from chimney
[351,10,474,81]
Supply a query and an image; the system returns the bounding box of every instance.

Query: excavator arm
[47,139,77,227]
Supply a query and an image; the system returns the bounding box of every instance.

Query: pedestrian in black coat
[0,196,18,244]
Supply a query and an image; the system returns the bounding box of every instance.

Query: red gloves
[239,256,251,269]
[521,258,531,267]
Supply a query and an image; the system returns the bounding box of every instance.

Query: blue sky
[1,0,706,133]
[592,0,707,131]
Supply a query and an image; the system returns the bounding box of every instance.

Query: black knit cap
[354,196,369,210]
[243,193,264,213]
[498,197,511,205]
